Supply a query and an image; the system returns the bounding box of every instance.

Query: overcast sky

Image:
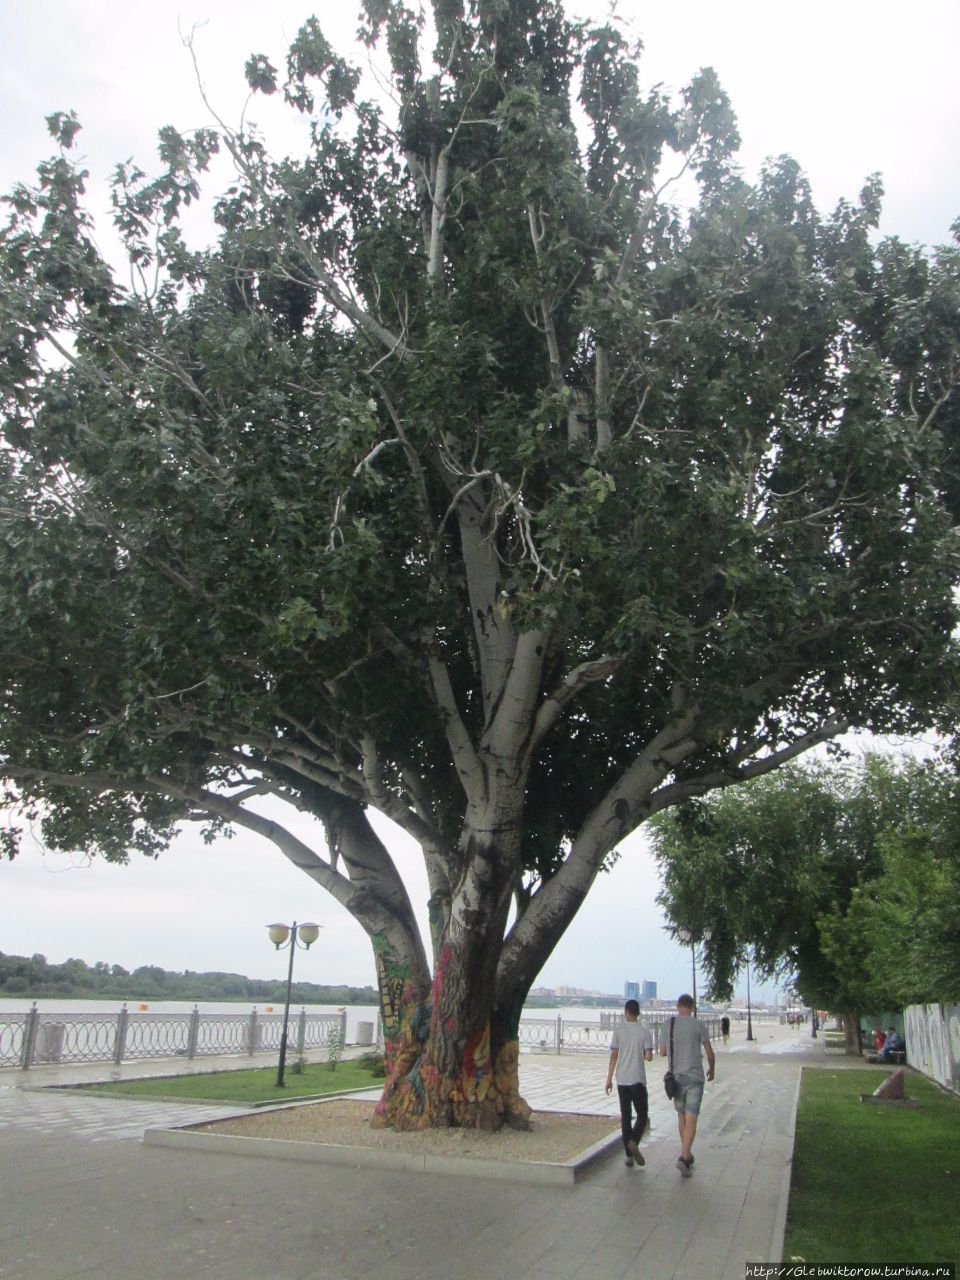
[0,2,956,1003]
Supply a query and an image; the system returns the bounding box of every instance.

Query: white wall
[904,1003,960,1094]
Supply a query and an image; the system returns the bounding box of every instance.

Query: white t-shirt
[610,1019,653,1086]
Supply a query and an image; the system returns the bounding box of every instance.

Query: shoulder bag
[663,1016,678,1099]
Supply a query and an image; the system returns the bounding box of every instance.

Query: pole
[746,956,755,1042]
[114,1003,129,1065]
[21,1003,39,1070]
[277,920,298,1087]
[691,943,697,1012]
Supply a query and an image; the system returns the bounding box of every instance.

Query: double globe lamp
[266,921,321,1087]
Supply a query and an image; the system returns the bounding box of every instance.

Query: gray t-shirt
[667,1014,710,1078]
[611,1020,653,1086]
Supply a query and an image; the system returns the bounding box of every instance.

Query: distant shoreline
[0,951,380,1007]
[0,989,380,1005]
[0,986,571,1010]
[0,953,609,1009]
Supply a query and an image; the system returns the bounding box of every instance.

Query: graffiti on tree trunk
[374,945,408,1043]
[368,933,533,1131]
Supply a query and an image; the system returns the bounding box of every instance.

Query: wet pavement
[0,1021,870,1279]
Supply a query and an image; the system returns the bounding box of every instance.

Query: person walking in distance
[659,993,716,1176]
[605,998,654,1168]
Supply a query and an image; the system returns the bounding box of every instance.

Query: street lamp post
[267,921,320,1087]
[677,927,712,1012]
[697,928,712,1012]
[676,928,694,1005]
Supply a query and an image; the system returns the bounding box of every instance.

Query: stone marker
[860,1068,917,1106]
[873,1069,905,1100]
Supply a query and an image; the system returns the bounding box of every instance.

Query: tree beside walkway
[2,1,960,1127]
[823,760,960,1012]
[652,755,960,1053]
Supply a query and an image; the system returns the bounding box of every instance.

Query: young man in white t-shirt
[605,999,654,1167]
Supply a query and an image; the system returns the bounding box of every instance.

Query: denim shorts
[672,1071,705,1115]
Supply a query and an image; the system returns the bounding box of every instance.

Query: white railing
[1,1004,347,1070]
[516,1012,724,1054]
[2,1003,739,1070]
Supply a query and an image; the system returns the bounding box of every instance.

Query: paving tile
[0,1021,826,1280]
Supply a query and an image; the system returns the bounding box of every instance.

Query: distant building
[624,980,640,1001]
[642,980,658,1002]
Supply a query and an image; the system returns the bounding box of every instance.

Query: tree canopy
[651,753,960,1041]
[828,759,960,1009]
[2,0,959,1126]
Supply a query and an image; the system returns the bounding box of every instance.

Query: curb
[769,1066,802,1262]
[142,1122,622,1187]
[36,1083,380,1107]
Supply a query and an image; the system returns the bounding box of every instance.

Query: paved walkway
[0,1022,870,1280]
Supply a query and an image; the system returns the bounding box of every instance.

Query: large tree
[2,1,959,1127]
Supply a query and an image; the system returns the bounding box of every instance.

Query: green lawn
[784,1067,960,1265]
[79,1059,383,1105]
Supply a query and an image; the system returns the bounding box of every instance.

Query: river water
[0,998,624,1045]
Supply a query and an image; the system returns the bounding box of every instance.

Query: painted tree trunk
[372,944,533,1132]
[371,800,533,1131]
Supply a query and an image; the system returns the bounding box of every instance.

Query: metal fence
[516,1011,726,1054]
[1,1005,348,1071]
[1,1003,772,1071]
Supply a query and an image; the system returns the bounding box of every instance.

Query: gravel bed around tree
[195,1100,618,1163]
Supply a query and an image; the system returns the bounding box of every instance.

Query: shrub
[356,1050,387,1078]
[326,1026,345,1070]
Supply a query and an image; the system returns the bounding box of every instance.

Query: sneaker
[677,1155,693,1177]
[624,1155,635,1167]
[627,1139,645,1166]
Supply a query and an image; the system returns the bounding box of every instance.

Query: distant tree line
[0,952,378,1005]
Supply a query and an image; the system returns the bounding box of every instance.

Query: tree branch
[595,343,612,452]
[527,204,566,394]
[426,651,482,796]
[497,710,701,990]
[527,653,622,758]
[485,628,550,760]
[646,715,852,815]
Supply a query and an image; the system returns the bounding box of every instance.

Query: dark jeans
[616,1082,649,1152]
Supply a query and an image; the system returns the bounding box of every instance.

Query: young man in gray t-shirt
[659,993,715,1175]
[605,999,653,1167]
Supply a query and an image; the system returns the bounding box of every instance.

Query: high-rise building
[642,980,657,1002]
[624,980,640,1002]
